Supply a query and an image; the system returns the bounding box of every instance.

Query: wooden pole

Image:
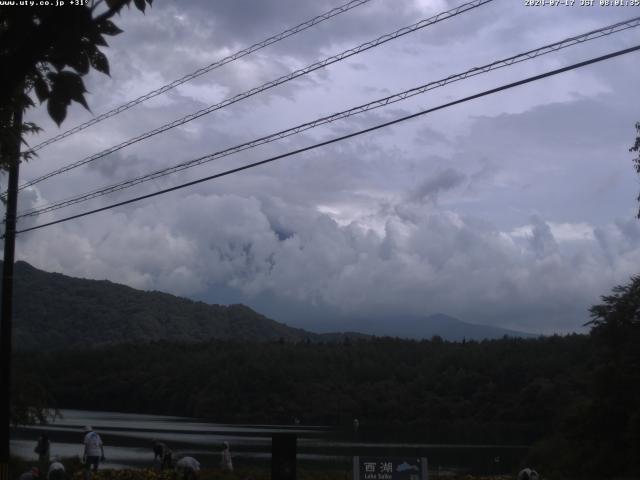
[1,105,23,480]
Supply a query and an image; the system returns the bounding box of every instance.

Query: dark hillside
[8,261,318,350]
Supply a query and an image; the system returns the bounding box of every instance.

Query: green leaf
[74,93,90,111]
[87,24,109,47]
[22,122,42,135]
[105,0,123,8]
[19,92,34,109]
[61,72,90,111]
[68,50,90,75]
[49,58,65,71]
[47,97,67,126]
[98,20,124,36]
[48,71,90,115]
[133,0,145,12]
[51,71,87,95]
[89,50,110,76]
[33,76,50,103]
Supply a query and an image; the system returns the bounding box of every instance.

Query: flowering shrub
[72,469,178,480]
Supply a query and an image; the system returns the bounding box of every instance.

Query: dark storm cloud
[409,167,466,203]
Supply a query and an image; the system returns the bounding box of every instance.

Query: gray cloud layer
[5,0,640,334]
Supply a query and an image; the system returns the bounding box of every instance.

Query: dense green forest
[14,335,588,442]
[15,335,594,479]
[12,275,640,478]
[14,299,640,479]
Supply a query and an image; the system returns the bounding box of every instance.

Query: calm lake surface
[11,409,528,473]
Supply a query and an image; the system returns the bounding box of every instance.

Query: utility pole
[0,104,23,480]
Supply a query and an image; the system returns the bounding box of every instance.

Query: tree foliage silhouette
[0,0,154,428]
[631,122,640,217]
[0,0,153,168]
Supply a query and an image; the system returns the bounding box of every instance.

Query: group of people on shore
[152,440,233,479]
[22,426,234,480]
[20,434,66,480]
[24,426,538,480]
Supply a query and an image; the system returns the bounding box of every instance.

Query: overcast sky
[6,0,640,334]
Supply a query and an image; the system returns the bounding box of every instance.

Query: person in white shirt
[82,426,104,480]
[48,458,65,480]
[220,442,233,471]
[175,456,200,480]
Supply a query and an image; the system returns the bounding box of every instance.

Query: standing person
[48,458,66,480]
[220,441,233,472]
[34,434,50,473]
[175,456,200,480]
[152,440,173,470]
[82,426,105,480]
[153,440,163,462]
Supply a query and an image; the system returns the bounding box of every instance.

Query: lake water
[11,409,529,473]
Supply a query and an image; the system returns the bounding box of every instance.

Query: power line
[14,0,494,193]
[17,15,640,219]
[26,0,375,154]
[13,44,640,237]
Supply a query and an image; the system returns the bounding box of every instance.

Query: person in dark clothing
[34,434,50,473]
[152,441,172,470]
[152,441,163,461]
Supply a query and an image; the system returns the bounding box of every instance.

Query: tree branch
[93,0,131,23]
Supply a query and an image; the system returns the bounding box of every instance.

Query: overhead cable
[12,44,640,236]
[17,15,640,219]
[15,0,494,193]
[26,0,375,154]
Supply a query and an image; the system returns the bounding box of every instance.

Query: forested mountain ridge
[9,261,321,350]
[6,261,529,351]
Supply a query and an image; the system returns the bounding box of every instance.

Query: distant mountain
[5,261,532,351]
[330,313,536,341]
